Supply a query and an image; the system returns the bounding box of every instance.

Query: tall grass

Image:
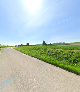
[16,46,80,75]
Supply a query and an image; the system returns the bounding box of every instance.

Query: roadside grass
[0,46,7,51]
[15,46,80,75]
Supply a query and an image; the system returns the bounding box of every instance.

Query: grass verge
[15,46,80,75]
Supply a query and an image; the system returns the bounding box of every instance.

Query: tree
[21,44,23,46]
[26,43,29,46]
[42,41,47,45]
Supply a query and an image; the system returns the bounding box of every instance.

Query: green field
[0,46,3,50]
[0,46,7,50]
[16,45,80,75]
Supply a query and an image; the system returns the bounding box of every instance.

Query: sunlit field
[16,45,80,75]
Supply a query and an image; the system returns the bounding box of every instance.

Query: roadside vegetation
[0,46,7,50]
[16,45,80,75]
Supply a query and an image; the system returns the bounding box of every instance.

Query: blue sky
[0,0,80,45]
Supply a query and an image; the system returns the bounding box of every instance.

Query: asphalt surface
[0,48,80,92]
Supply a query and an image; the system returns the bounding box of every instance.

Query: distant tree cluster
[26,43,29,46]
[42,41,52,46]
[42,41,47,45]
[16,41,70,47]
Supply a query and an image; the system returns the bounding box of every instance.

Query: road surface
[0,48,80,92]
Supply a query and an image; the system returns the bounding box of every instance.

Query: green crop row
[16,46,80,75]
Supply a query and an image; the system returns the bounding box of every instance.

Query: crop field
[16,45,80,75]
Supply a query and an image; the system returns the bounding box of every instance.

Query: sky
[0,0,80,45]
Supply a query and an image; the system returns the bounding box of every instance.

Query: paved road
[0,48,80,92]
